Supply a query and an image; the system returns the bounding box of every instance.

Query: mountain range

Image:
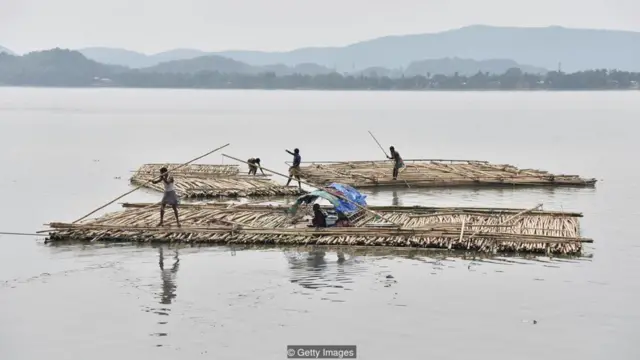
[140,55,336,76]
[0,46,13,55]
[71,25,640,73]
[2,48,638,90]
[140,55,545,77]
[0,48,548,85]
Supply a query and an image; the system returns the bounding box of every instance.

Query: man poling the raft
[368,131,406,181]
[151,167,181,227]
[387,146,406,180]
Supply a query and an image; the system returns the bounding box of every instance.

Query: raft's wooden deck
[131,163,304,198]
[296,159,596,188]
[46,202,591,255]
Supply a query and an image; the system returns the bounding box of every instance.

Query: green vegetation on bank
[1,49,639,90]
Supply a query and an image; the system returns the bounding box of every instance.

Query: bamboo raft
[295,159,597,188]
[45,202,592,255]
[130,163,304,198]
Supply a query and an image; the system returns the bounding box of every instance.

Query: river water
[0,88,638,359]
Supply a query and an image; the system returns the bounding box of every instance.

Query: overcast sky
[1,0,638,54]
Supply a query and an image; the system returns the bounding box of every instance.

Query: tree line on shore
[1,49,639,90]
[113,68,640,90]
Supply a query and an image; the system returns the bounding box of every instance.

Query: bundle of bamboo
[130,163,304,198]
[133,163,240,176]
[45,202,591,255]
[296,159,597,188]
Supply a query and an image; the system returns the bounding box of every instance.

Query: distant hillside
[3,46,638,90]
[215,25,640,72]
[78,26,640,73]
[404,58,547,76]
[141,55,334,76]
[79,47,207,68]
[79,47,149,68]
[0,49,118,86]
[0,46,14,55]
[142,55,257,74]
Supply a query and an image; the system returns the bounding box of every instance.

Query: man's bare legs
[158,203,180,227]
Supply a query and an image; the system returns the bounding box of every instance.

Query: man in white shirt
[152,167,181,227]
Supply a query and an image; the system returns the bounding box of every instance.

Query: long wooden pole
[0,231,46,237]
[222,154,400,226]
[368,131,389,158]
[72,143,230,224]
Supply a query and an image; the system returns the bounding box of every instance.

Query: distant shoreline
[2,49,640,91]
[1,85,638,92]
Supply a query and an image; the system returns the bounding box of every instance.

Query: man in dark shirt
[247,158,265,175]
[285,148,302,189]
[387,146,405,180]
[310,203,327,228]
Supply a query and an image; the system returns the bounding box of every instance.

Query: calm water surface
[0,89,638,359]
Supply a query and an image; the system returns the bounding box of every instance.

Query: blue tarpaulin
[325,183,367,215]
[289,183,367,217]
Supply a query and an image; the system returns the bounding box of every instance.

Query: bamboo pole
[0,231,46,237]
[222,153,401,226]
[368,130,390,158]
[72,143,230,224]
[290,159,489,164]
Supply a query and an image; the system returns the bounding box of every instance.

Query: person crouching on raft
[152,167,181,227]
[309,203,327,228]
[247,158,265,175]
[285,148,302,189]
[387,146,405,180]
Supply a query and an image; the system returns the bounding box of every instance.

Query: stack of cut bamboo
[296,160,597,188]
[45,202,591,255]
[131,163,304,198]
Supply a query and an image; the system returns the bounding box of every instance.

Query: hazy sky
[1,0,638,54]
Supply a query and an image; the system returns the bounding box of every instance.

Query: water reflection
[282,245,591,292]
[392,191,401,206]
[285,248,359,293]
[151,247,179,342]
[158,247,179,305]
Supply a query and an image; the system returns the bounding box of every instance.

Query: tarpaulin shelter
[288,183,367,217]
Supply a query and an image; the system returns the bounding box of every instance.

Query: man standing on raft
[285,148,302,189]
[247,157,265,175]
[152,167,181,227]
[387,146,405,180]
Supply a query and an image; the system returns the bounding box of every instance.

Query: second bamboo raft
[131,163,305,198]
[296,159,596,188]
